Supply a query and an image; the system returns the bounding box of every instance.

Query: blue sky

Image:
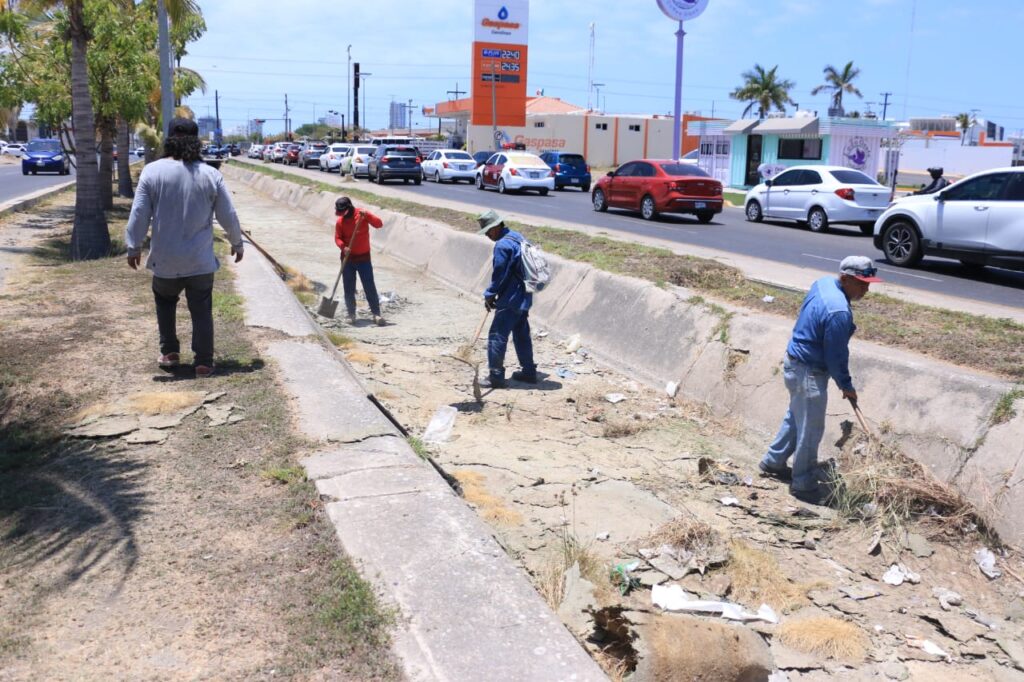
[181,0,1024,137]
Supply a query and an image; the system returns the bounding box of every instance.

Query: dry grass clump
[778,616,869,661]
[75,391,206,421]
[649,615,772,682]
[726,540,808,612]
[644,517,723,556]
[831,434,991,540]
[345,350,377,365]
[283,266,316,294]
[452,470,522,529]
[536,532,614,609]
[602,417,649,439]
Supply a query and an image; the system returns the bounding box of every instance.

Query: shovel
[317,215,364,318]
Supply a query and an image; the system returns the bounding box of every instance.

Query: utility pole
[587,22,595,111]
[214,90,221,145]
[347,45,352,135]
[284,93,290,140]
[353,62,360,131]
[880,92,893,120]
[360,73,372,136]
[447,83,466,101]
[491,61,498,151]
[592,83,605,113]
[407,99,414,137]
[157,0,173,139]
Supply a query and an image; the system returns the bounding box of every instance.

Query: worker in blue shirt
[759,256,882,505]
[477,209,537,389]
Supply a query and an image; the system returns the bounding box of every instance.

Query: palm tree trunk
[98,117,115,210]
[117,117,134,197]
[68,2,110,261]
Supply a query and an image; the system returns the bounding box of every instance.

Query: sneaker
[373,315,386,326]
[158,352,180,369]
[790,485,829,506]
[481,375,507,389]
[347,313,357,325]
[194,364,216,378]
[758,461,793,482]
[511,370,538,384]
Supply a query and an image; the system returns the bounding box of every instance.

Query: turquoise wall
[729,135,834,188]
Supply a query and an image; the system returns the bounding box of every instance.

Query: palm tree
[955,112,974,146]
[810,61,863,115]
[729,64,796,119]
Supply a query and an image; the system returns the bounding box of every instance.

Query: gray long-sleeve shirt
[124,159,244,278]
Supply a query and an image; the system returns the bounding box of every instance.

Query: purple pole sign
[657,0,709,160]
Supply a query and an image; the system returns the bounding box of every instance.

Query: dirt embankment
[0,194,398,680]
[232,182,1024,681]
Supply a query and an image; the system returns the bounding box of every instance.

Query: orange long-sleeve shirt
[334,208,383,263]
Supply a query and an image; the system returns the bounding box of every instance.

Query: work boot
[373,315,386,326]
[158,352,180,370]
[511,370,538,384]
[346,312,357,325]
[790,485,829,507]
[758,461,793,482]
[481,373,507,389]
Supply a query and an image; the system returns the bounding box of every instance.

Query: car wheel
[434,170,442,183]
[745,200,763,223]
[807,207,829,233]
[882,220,923,267]
[859,224,874,236]
[593,188,608,212]
[377,170,384,184]
[414,177,422,186]
[21,168,28,176]
[476,175,485,190]
[403,178,409,184]
[498,178,507,194]
[31,170,37,175]
[640,195,657,221]
[539,188,549,196]
[696,211,714,224]
[581,183,590,193]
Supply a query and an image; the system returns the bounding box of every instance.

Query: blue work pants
[487,308,536,379]
[760,356,829,492]
[343,260,381,316]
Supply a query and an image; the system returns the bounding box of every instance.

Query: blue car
[539,151,591,191]
[22,139,70,176]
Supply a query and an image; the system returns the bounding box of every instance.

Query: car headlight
[53,155,63,161]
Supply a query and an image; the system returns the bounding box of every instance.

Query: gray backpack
[512,235,551,293]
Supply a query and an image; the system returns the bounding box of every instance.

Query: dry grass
[602,417,649,439]
[643,517,724,558]
[778,616,869,661]
[345,350,377,365]
[282,266,316,295]
[725,540,808,612]
[830,433,992,541]
[74,391,206,421]
[536,532,614,610]
[648,615,771,682]
[452,470,522,528]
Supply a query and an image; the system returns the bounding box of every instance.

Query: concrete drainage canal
[235,183,1024,682]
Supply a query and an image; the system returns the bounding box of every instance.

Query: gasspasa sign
[475,0,529,44]
[472,0,529,128]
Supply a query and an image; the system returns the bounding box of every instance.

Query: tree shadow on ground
[0,425,148,596]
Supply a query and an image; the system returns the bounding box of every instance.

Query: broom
[453,310,490,404]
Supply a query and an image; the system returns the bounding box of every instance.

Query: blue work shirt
[483,228,532,312]
[786,277,856,392]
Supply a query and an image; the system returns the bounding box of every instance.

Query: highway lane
[288,163,1024,311]
[0,162,74,204]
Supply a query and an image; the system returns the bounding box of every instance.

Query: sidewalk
[233,157,1024,324]
[229,191,607,681]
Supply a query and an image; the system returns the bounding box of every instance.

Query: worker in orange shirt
[334,197,385,325]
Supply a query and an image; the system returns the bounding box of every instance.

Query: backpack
[511,235,551,294]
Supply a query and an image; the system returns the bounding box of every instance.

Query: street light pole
[592,82,605,113]
[360,73,372,137]
[346,45,352,135]
[671,21,685,161]
[156,0,173,139]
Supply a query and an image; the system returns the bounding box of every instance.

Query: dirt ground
[232,181,1024,681]
[0,194,399,681]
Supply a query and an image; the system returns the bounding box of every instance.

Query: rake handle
[471,309,491,344]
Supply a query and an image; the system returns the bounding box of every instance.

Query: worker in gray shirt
[125,117,244,377]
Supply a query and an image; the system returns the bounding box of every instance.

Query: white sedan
[476,151,555,195]
[340,145,377,178]
[744,164,891,234]
[2,143,26,157]
[318,143,351,172]
[421,149,478,183]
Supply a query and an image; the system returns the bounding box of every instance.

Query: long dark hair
[162,135,203,162]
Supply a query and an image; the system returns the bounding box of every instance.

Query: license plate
[570,178,579,184]
[37,160,45,165]
[530,172,539,179]
[461,164,470,170]
[695,201,706,209]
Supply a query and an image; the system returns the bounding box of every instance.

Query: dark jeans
[343,260,381,316]
[487,307,536,379]
[152,273,215,366]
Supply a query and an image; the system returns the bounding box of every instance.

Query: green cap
[476,209,505,235]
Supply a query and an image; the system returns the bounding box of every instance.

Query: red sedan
[592,159,723,223]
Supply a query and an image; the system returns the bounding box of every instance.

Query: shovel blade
[317,296,339,318]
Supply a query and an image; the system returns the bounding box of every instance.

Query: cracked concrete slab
[233,234,318,337]
[315,463,449,501]
[300,436,415,480]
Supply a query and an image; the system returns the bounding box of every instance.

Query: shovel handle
[329,215,367,300]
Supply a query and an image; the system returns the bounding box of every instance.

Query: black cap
[168,116,199,137]
[335,197,353,213]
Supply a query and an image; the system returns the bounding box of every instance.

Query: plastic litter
[974,547,1002,579]
[719,496,740,507]
[596,531,611,541]
[612,561,641,595]
[932,587,963,611]
[564,333,582,353]
[665,381,680,398]
[651,584,778,624]
[555,367,577,380]
[604,393,627,404]
[422,405,458,444]
[883,563,921,586]
[762,295,775,303]
[536,330,549,338]
[905,635,951,661]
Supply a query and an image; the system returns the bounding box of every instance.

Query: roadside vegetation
[231,161,1024,381]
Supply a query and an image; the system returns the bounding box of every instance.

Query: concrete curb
[230,233,607,681]
[223,163,1024,546]
[0,179,76,219]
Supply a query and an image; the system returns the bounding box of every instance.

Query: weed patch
[261,465,306,485]
[406,436,429,459]
[725,540,808,612]
[778,616,868,661]
[991,388,1024,425]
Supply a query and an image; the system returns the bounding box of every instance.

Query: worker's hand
[127,254,141,270]
[231,246,243,263]
[339,248,348,260]
[484,295,496,311]
[843,389,858,406]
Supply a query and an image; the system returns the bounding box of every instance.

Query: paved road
[0,162,74,204]
[283,162,1024,311]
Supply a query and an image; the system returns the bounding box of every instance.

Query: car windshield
[558,154,586,166]
[445,152,473,160]
[27,140,60,153]
[830,169,878,185]
[659,163,710,177]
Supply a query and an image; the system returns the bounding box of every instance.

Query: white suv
[744,165,891,234]
[873,167,1024,271]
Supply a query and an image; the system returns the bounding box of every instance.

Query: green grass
[723,190,746,206]
[406,436,429,460]
[230,160,1024,381]
[261,465,306,485]
[991,388,1024,426]
[212,291,244,322]
[315,559,395,642]
[326,331,354,348]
